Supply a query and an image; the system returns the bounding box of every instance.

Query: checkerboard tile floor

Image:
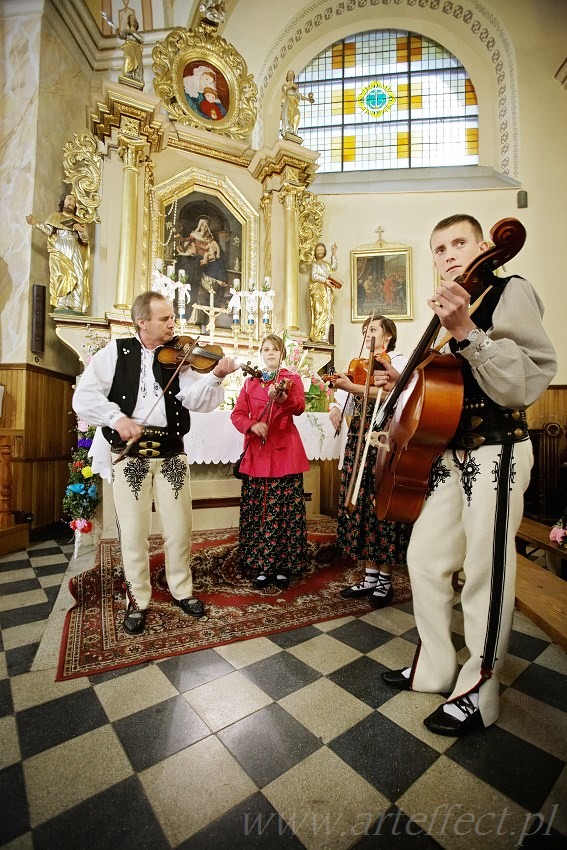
[1,533,565,849]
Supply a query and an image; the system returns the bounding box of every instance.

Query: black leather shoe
[124,606,146,635]
[369,585,393,609]
[253,572,272,589]
[274,574,290,589]
[177,597,205,618]
[424,704,485,737]
[339,583,375,599]
[381,669,412,690]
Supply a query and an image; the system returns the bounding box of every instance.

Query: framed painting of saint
[351,242,413,322]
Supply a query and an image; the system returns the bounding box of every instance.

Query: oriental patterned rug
[56,519,411,681]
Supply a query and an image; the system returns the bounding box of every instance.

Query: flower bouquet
[549,507,567,549]
[284,338,332,412]
[62,418,101,558]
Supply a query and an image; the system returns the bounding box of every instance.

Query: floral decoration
[284,338,332,405]
[549,507,567,549]
[62,418,101,556]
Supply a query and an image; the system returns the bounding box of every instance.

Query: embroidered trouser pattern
[112,453,193,611]
[407,441,533,726]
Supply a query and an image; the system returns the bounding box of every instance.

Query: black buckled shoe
[339,582,376,599]
[177,597,205,618]
[274,573,290,590]
[424,703,485,737]
[369,584,393,609]
[381,669,412,690]
[124,606,147,635]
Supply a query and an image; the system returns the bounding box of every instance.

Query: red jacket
[230,370,310,478]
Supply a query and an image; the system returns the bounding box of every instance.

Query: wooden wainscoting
[0,364,75,535]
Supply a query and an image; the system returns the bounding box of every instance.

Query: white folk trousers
[112,453,193,611]
[407,440,533,726]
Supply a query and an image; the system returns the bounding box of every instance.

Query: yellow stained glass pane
[343,134,356,161]
[344,87,356,115]
[332,44,343,70]
[397,83,409,109]
[397,131,409,158]
[465,79,478,105]
[396,36,408,64]
[466,128,479,155]
[410,36,422,60]
[344,41,356,69]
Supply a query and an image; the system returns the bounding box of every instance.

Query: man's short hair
[131,292,168,330]
[431,214,484,245]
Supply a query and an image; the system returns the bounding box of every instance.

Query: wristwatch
[455,327,483,351]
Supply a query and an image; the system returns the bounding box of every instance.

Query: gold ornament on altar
[153,25,257,139]
[298,191,324,265]
[62,133,102,224]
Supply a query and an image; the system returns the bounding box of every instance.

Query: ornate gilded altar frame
[351,242,413,322]
[153,26,257,139]
[149,167,259,332]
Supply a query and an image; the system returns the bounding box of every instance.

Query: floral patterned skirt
[239,473,308,576]
[337,419,411,566]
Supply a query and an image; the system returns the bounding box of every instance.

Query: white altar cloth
[185,409,344,464]
[90,410,345,481]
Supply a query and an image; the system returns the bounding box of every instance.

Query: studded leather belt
[448,405,529,450]
[112,427,184,460]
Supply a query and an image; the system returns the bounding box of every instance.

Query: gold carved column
[91,84,166,312]
[115,134,148,309]
[279,167,304,331]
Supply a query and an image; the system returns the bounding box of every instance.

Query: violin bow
[347,385,385,509]
[332,311,374,437]
[344,332,376,511]
[261,330,287,443]
[111,338,198,465]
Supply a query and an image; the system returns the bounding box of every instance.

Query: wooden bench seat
[515,553,567,651]
[516,516,567,559]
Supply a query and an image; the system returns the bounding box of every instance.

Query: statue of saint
[26,192,90,314]
[280,70,314,138]
[199,1,227,25]
[117,0,144,85]
[309,241,339,343]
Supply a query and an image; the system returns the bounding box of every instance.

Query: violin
[272,377,293,396]
[323,352,391,386]
[158,335,262,379]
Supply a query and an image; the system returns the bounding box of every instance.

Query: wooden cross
[189,291,228,342]
[376,225,385,243]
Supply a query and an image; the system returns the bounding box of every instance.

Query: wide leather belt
[449,405,529,450]
[112,427,184,459]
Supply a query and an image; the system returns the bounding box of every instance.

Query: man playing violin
[382,214,557,737]
[73,291,238,635]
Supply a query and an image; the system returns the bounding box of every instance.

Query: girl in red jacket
[231,334,310,589]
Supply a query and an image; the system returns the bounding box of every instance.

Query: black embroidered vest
[102,338,190,449]
[447,275,528,449]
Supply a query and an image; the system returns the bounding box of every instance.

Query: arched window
[297,30,478,173]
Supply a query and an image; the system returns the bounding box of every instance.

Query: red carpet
[56,519,411,680]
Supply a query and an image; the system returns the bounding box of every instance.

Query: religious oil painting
[182,62,229,123]
[164,191,243,332]
[351,245,413,322]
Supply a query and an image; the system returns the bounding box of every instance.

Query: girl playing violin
[329,315,410,607]
[231,334,310,590]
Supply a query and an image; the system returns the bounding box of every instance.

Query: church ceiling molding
[255,0,519,179]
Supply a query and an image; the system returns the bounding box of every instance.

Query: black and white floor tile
[1,530,565,849]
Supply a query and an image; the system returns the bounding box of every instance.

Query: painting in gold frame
[153,26,257,139]
[149,168,259,335]
[351,243,413,322]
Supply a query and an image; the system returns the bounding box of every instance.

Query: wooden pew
[515,553,567,651]
[516,516,567,579]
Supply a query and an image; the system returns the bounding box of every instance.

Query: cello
[373,217,526,524]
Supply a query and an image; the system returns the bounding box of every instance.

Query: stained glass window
[297,31,479,173]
